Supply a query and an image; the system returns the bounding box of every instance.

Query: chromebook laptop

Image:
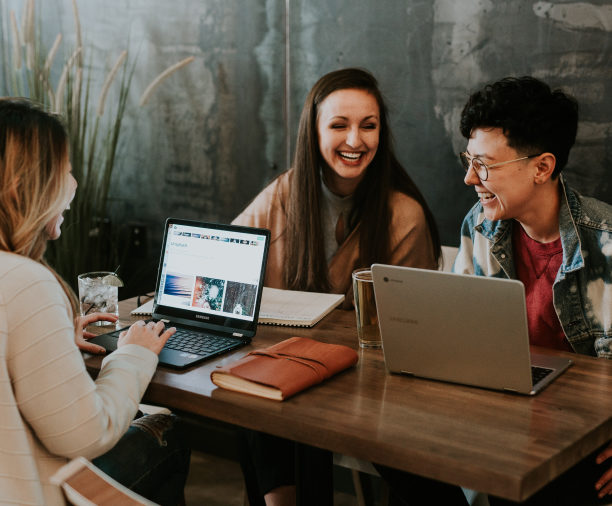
[371,264,572,395]
[91,218,270,369]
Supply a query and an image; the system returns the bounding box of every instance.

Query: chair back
[440,245,459,272]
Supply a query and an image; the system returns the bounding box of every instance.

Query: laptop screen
[153,219,270,335]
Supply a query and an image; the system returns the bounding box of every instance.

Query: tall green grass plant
[0,0,193,288]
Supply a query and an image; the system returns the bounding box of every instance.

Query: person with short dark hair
[454,76,612,504]
[376,76,612,506]
[456,75,611,360]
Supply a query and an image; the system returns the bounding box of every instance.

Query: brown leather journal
[210,337,359,400]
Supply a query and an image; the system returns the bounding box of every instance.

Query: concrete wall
[2,0,611,272]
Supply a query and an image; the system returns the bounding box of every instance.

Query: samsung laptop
[371,264,572,395]
[91,218,270,369]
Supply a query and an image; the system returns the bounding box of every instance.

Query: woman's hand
[75,313,119,354]
[117,320,175,355]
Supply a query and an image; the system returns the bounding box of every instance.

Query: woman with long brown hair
[0,98,189,505]
[235,67,440,305]
[234,68,441,505]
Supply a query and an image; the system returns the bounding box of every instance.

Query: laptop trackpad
[88,330,122,353]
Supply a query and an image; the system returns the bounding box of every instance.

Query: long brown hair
[284,68,441,291]
[0,98,79,316]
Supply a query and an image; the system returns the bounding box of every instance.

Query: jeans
[93,413,191,506]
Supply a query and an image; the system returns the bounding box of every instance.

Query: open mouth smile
[338,151,364,163]
[478,191,496,203]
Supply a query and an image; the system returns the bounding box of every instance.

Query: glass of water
[352,268,382,349]
[77,271,121,325]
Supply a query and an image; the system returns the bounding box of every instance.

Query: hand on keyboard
[118,320,176,355]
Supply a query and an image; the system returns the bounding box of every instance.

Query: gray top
[320,177,354,264]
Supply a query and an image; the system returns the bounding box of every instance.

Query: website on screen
[157,223,267,321]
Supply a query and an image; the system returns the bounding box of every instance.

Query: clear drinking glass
[77,271,119,325]
[352,268,382,349]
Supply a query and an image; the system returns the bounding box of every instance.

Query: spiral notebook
[131,299,154,315]
[258,287,344,327]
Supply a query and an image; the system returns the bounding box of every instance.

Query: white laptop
[371,264,572,395]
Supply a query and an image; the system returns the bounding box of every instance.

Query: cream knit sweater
[0,252,158,505]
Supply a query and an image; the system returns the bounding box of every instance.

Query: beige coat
[233,170,437,307]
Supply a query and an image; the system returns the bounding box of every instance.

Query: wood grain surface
[85,298,612,502]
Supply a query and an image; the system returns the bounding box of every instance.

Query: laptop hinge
[232,332,244,338]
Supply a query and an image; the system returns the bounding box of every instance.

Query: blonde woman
[0,98,189,505]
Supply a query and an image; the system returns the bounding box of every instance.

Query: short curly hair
[460,76,578,176]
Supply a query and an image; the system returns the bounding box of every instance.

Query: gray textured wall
[2,0,611,273]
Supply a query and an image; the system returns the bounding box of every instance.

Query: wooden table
[85,298,612,503]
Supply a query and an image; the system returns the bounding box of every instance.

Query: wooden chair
[51,405,174,505]
[51,456,157,506]
[441,245,459,272]
[333,453,388,506]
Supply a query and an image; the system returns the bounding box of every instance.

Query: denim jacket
[454,177,612,358]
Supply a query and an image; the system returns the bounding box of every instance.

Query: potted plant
[0,0,193,288]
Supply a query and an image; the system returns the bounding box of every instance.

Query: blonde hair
[0,98,78,316]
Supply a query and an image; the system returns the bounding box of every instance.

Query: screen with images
[157,223,267,322]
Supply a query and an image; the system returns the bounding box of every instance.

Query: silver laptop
[371,264,572,395]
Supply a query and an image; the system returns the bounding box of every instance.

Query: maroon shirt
[512,223,573,352]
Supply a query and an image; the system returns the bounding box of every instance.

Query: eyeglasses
[459,152,541,181]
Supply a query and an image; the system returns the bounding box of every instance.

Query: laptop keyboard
[164,327,239,356]
[531,365,554,385]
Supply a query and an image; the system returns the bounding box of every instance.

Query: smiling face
[464,127,544,224]
[45,164,77,240]
[316,88,380,196]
